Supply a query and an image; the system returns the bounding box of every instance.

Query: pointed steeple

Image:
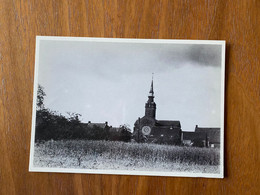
[149,73,154,96]
[145,73,156,118]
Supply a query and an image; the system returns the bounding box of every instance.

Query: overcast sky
[37,39,223,131]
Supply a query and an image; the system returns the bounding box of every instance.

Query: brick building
[133,77,182,145]
[133,77,220,147]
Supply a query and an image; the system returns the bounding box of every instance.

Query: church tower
[145,75,156,118]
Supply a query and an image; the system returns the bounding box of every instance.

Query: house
[181,126,220,147]
[194,125,220,148]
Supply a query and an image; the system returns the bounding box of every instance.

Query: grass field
[33,140,220,173]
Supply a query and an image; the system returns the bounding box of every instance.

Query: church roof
[155,120,181,128]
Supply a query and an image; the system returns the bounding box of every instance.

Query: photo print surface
[29,37,225,178]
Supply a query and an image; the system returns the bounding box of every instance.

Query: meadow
[33,140,220,173]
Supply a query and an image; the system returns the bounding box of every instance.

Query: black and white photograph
[29,37,225,178]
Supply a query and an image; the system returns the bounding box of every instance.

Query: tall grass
[35,140,219,167]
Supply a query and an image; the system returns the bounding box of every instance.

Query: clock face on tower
[142,126,151,135]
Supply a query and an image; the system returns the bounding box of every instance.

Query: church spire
[145,73,156,118]
[149,73,154,96]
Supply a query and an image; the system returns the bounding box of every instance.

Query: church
[133,77,182,145]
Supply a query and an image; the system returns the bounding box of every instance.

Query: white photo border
[29,36,225,178]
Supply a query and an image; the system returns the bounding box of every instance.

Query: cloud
[187,45,222,67]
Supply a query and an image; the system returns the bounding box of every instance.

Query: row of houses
[84,121,220,148]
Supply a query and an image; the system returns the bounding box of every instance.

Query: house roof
[82,122,108,129]
[155,120,181,128]
[109,127,121,132]
[195,127,220,133]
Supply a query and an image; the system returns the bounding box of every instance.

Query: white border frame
[29,36,225,178]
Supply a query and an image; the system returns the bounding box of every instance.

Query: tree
[35,85,84,141]
[119,124,132,142]
[37,84,46,110]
